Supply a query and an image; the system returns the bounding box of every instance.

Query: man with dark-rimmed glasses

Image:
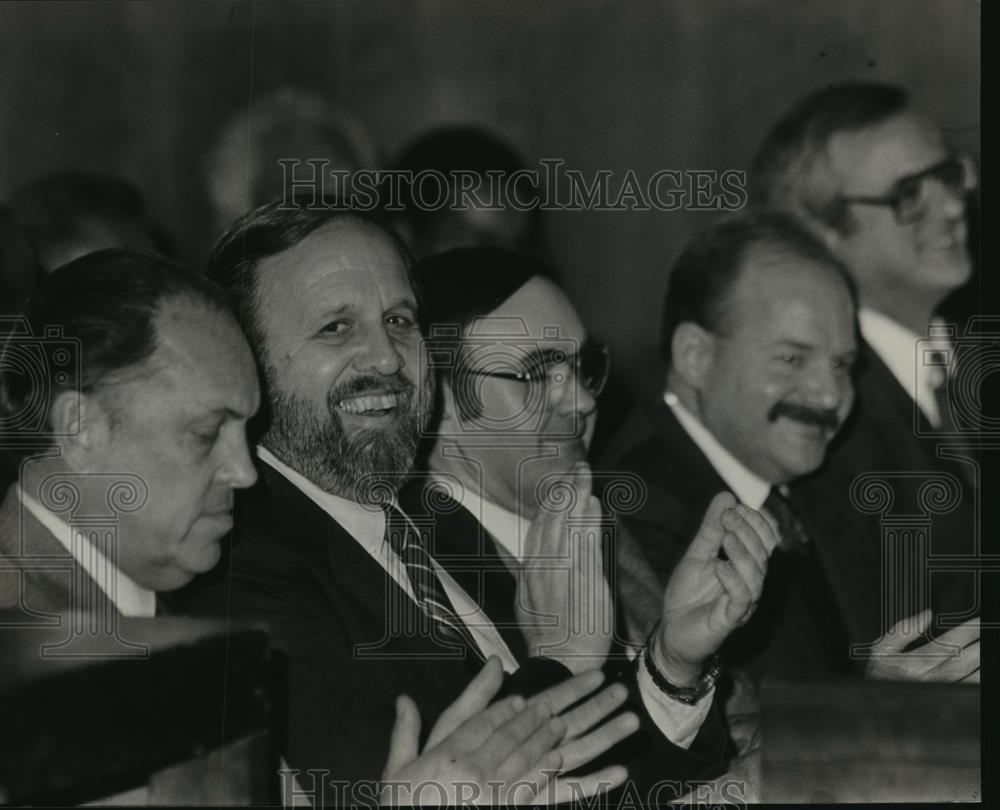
[750,81,981,684]
[408,245,778,780]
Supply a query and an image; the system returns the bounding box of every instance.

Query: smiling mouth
[336,392,402,415]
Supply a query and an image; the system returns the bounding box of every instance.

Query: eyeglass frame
[460,340,610,397]
[836,154,976,225]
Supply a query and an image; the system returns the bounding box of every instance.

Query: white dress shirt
[664,391,780,553]
[858,307,952,428]
[257,447,519,672]
[438,474,713,749]
[18,485,156,618]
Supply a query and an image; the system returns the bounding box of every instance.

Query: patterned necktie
[383,505,485,660]
[763,487,810,553]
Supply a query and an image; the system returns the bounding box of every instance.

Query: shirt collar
[433,474,531,563]
[17,485,156,617]
[663,391,772,511]
[858,307,951,427]
[257,445,386,549]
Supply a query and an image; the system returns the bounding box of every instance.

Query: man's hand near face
[865,609,980,684]
[653,492,776,686]
[515,463,614,675]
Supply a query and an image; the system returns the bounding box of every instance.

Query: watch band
[642,623,723,705]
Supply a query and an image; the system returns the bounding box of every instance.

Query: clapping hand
[865,609,979,683]
[381,657,637,805]
[516,462,614,674]
[653,492,776,685]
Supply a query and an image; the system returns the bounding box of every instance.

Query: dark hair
[0,203,41,317]
[0,249,230,452]
[385,126,542,253]
[661,210,853,360]
[751,82,910,232]
[8,171,175,269]
[205,194,415,365]
[415,246,555,419]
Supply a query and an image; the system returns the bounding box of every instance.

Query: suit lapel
[250,466,479,664]
[399,483,529,663]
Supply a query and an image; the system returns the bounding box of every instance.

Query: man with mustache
[407,245,775,742]
[172,201,776,803]
[601,211,863,680]
[751,82,980,682]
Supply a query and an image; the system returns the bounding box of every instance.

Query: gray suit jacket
[0,486,81,616]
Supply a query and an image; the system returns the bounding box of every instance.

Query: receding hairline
[718,238,854,328]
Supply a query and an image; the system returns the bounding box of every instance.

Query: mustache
[328,373,414,402]
[767,401,841,431]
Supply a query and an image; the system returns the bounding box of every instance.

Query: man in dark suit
[751,82,981,681]
[0,247,626,805]
[602,210,978,684]
[172,201,778,804]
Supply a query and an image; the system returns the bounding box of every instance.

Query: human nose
[552,362,598,418]
[352,323,405,376]
[803,361,849,411]
[219,431,258,490]
[923,174,968,222]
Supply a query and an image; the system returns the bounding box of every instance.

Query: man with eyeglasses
[750,81,980,683]
[172,207,777,803]
[408,245,783,785]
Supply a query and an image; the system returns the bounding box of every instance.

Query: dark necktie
[383,505,485,661]
[928,350,957,432]
[755,487,852,675]
[763,486,810,552]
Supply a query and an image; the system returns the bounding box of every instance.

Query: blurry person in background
[385,124,633,459]
[384,125,543,259]
[751,82,982,680]
[204,86,377,235]
[8,171,174,272]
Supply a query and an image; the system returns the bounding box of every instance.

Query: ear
[50,390,112,469]
[671,322,717,390]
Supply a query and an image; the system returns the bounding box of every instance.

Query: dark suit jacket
[398,480,732,789]
[170,464,729,800]
[599,399,856,681]
[0,487,80,615]
[789,342,979,642]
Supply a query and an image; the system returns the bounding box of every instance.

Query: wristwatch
[642,623,723,705]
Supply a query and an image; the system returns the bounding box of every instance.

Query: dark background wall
[0,0,980,396]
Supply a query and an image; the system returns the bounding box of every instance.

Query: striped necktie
[383,505,485,661]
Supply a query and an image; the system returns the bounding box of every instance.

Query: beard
[263,367,435,505]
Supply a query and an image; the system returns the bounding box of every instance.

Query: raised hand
[516,462,614,674]
[654,492,776,685]
[865,609,980,683]
[381,658,634,805]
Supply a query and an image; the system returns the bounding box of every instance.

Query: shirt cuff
[635,655,714,749]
